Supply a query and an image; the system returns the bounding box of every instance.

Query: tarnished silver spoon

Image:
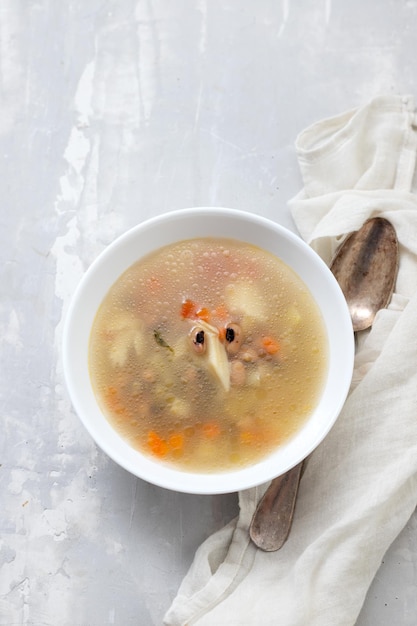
[249,217,398,552]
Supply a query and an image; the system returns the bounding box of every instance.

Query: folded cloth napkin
[164,95,417,626]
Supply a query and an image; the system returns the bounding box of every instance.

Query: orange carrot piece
[262,336,280,355]
[181,299,197,319]
[148,431,168,457]
[104,386,126,415]
[196,307,210,323]
[202,422,221,439]
[218,327,226,342]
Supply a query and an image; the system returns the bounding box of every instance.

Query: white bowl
[63,207,354,494]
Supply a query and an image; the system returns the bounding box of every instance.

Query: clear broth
[89,238,328,472]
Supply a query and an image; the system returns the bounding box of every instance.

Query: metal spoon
[249,217,398,552]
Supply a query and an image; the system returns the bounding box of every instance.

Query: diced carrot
[202,422,221,439]
[181,299,197,319]
[261,336,280,355]
[169,433,185,450]
[218,327,226,342]
[148,431,168,457]
[196,307,210,323]
[104,386,126,415]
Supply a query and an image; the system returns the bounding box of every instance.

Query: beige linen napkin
[164,95,417,626]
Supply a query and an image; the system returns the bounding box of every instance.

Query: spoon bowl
[330,217,398,332]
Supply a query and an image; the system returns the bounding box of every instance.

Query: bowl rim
[63,207,354,494]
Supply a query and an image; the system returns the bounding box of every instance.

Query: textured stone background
[1,1,416,624]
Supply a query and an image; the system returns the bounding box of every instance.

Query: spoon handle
[249,461,304,551]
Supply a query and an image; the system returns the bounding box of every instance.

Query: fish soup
[89,238,328,472]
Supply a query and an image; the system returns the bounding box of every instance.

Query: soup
[89,238,328,472]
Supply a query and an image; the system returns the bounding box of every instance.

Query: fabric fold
[164,95,417,626]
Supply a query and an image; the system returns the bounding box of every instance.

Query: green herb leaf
[153,329,174,353]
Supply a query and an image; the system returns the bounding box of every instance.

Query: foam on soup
[89,238,328,472]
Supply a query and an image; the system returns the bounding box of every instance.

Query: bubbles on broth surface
[89,238,329,472]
